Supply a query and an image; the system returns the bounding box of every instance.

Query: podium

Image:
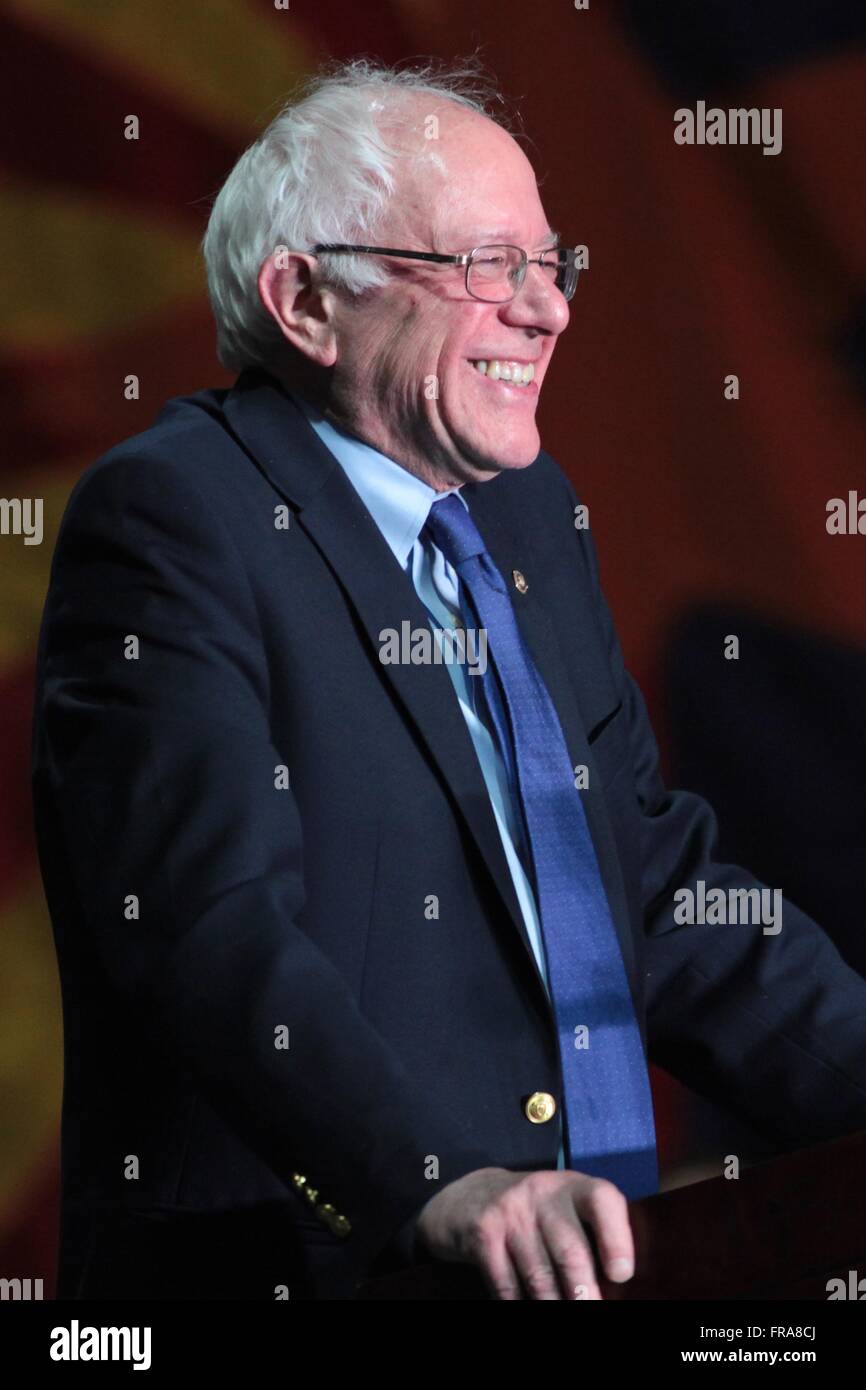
[355,1129,866,1299]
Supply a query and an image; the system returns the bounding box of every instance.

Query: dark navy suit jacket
[31,368,866,1299]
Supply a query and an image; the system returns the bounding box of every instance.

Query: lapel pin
[512,569,529,594]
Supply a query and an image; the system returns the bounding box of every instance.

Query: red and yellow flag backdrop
[2,0,865,1290]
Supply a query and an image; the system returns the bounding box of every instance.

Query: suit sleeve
[560,470,866,1148]
[36,453,491,1273]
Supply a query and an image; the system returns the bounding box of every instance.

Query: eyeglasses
[311,242,580,303]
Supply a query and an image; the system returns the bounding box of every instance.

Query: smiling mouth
[469,359,537,387]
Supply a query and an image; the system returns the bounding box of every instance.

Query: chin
[477,429,541,473]
[441,415,540,478]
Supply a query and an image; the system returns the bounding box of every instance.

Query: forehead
[383,100,552,249]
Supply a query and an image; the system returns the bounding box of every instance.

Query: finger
[537,1208,603,1300]
[505,1221,565,1301]
[475,1225,524,1301]
[575,1178,634,1283]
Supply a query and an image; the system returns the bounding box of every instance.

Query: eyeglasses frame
[309,242,580,303]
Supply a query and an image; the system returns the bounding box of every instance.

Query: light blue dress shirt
[293,394,566,1171]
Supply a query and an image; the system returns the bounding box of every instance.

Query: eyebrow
[442,228,560,250]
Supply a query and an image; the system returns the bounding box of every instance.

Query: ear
[258,250,338,367]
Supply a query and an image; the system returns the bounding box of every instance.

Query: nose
[498,263,570,336]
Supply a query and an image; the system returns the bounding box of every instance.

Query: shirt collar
[290,392,465,569]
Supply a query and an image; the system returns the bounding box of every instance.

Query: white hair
[201,58,511,373]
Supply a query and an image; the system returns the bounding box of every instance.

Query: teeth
[471,360,535,386]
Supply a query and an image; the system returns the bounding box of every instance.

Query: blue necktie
[424,494,658,1199]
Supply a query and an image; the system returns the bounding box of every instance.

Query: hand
[415,1166,634,1300]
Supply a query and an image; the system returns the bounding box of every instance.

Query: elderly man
[33,59,866,1302]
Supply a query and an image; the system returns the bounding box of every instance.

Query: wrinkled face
[327,103,570,489]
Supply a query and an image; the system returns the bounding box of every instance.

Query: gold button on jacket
[524,1091,557,1124]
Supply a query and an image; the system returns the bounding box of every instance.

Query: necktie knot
[423,494,487,567]
[423,493,509,596]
